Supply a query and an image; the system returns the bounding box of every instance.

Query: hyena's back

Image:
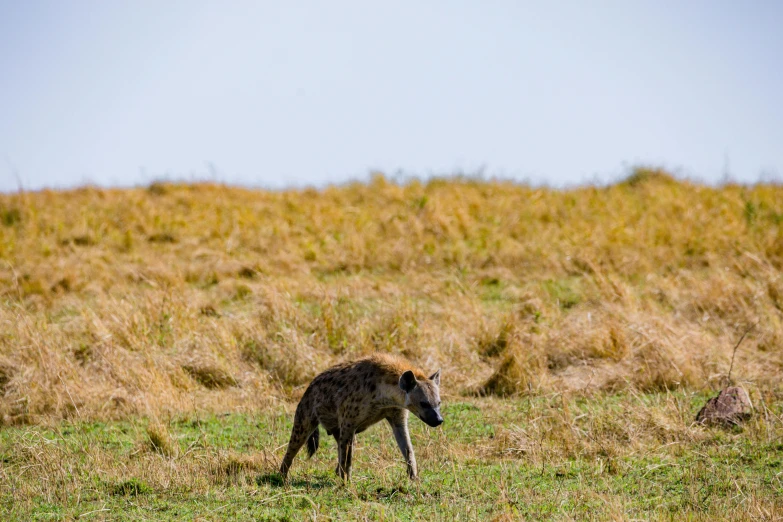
[297,353,427,438]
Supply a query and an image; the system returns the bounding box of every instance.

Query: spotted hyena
[279,353,443,482]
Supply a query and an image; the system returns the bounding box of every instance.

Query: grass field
[1,170,782,520]
[2,394,782,520]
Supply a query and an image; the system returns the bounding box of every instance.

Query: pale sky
[1,1,782,192]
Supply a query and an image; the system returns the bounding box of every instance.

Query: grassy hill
[1,170,782,519]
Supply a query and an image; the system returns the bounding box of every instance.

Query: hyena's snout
[422,408,444,427]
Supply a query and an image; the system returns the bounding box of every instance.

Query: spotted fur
[279,353,443,482]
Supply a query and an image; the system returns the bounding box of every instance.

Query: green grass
[2,394,781,521]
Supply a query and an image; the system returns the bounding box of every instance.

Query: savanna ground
[0,170,782,520]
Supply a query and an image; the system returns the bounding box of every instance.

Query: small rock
[696,386,753,427]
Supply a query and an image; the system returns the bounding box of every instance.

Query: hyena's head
[399,369,443,427]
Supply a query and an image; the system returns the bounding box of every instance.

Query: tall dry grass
[0,169,782,424]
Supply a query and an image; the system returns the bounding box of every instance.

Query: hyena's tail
[306,428,320,458]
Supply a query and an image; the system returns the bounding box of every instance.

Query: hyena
[279,353,443,482]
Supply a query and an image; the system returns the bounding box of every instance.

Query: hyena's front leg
[386,411,417,479]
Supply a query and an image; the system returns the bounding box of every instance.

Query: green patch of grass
[541,277,583,309]
[478,276,507,303]
[111,478,152,496]
[1,393,781,520]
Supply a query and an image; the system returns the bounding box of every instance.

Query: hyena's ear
[399,370,417,393]
[429,369,441,386]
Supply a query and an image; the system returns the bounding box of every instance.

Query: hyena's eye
[420,401,432,409]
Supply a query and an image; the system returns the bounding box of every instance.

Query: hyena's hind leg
[329,429,342,476]
[280,403,318,480]
[336,426,356,482]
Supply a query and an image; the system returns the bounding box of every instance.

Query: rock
[696,386,753,427]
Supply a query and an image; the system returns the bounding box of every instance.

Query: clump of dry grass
[366,300,422,358]
[0,361,14,394]
[241,332,321,388]
[479,346,546,397]
[146,422,178,457]
[181,364,237,389]
[768,279,783,311]
[544,312,631,370]
[476,316,515,359]
[213,452,266,485]
[630,339,700,392]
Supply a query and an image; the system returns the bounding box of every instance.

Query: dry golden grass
[0,169,781,425]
